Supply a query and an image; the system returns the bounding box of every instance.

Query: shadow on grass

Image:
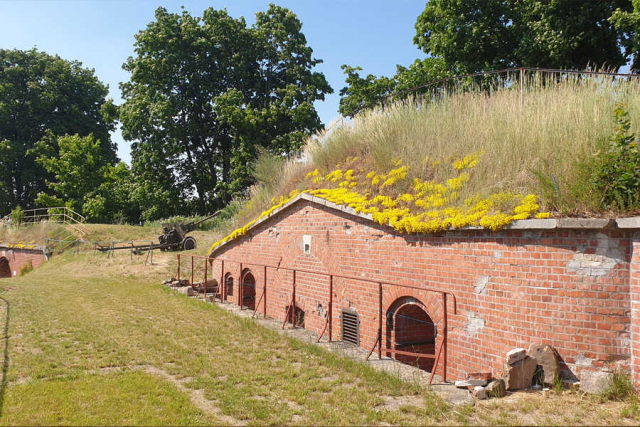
[0,296,9,417]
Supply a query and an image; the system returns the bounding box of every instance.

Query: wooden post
[263,265,267,318]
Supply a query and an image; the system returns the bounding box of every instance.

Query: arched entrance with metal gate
[241,269,256,310]
[0,257,10,278]
[386,296,436,371]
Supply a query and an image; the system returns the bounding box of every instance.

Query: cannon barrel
[192,211,221,227]
[182,211,222,233]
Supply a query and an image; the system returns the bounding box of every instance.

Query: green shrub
[600,372,635,402]
[10,205,24,226]
[19,259,33,276]
[593,104,640,211]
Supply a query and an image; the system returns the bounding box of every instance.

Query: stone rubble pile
[455,343,566,400]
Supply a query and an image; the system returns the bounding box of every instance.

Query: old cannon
[158,212,220,251]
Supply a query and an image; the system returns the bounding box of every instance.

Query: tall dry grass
[227,73,640,232]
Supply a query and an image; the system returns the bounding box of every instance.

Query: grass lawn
[0,245,638,425]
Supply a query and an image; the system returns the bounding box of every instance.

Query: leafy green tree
[0,49,118,216]
[341,1,636,117]
[35,133,109,217]
[611,0,640,71]
[414,0,633,73]
[34,133,135,223]
[338,58,448,117]
[120,5,332,217]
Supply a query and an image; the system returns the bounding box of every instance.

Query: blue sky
[0,0,429,163]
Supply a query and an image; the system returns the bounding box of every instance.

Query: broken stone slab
[176,286,195,297]
[430,384,475,406]
[527,344,560,385]
[504,355,537,390]
[486,379,506,398]
[473,386,487,400]
[455,379,487,388]
[506,348,527,365]
[579,370,613,394]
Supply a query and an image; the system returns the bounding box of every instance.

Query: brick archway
[0,257,10,278]
[386,296,437,371]
[241,269,256,310]
[382,284,445,376]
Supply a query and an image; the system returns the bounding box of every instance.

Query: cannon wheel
[181,236,197,251]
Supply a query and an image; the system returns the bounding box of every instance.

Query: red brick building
[0,244,48,278]
[208,193,640,385]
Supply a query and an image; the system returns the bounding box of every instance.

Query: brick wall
[0,248,47,278]
[630,233,640,385]
[210,200,635,382]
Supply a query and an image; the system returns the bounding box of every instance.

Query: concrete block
[527,344,560,385]
[506,348,527,365]
[580,370,613,394]
[486,379,506,398]
[556,218,615,229]
[505,355,537,390]
[509,219,557,229]
[176,287,195,297]
[473,386,487,400]
[616,217,640,229]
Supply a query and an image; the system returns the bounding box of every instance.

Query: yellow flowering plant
[209,153,551,253]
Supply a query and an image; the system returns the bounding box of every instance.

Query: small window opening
[284,305,305,328]
[303,235,311,254]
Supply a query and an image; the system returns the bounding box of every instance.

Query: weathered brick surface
[0,248,46,278]
[630,232,640,385]
[209,200,635,382]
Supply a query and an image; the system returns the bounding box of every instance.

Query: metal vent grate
[341,309,360,346]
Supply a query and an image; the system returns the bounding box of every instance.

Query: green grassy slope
[0,239,637,425]
[219,75,640,246]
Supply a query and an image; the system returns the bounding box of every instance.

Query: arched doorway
[224,273,234,301]
[241,269,256,310]
[386,297,436,371]
[0,257,10,278]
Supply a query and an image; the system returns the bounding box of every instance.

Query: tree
[611,0,640,71]
[120,5,332,218]
[340,0,636,117]
[0,49,118,216]
[34,133,135,223]
[414,0,634,73]
[338,58,448,117]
